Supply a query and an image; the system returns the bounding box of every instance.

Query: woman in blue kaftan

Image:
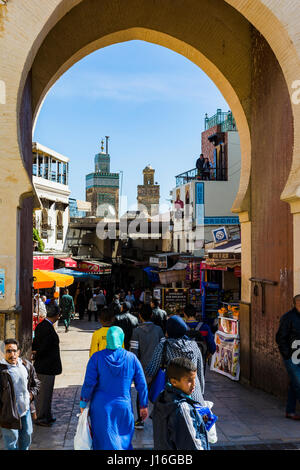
[79,326,148,450]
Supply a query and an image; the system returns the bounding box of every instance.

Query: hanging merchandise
[210,302,240,381]
[210,332,240,381]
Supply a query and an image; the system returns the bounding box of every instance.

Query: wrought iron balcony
[204,109,237,132]
[175,167,227,186]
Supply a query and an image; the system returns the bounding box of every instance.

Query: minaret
[86,136,119,219]
[137,165,160,216]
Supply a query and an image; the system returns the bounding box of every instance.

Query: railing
[204,109,237,132]
[175,167,227,186]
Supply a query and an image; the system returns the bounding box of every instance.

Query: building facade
[172,110,241,255]
[86,138,120,219]
[33,142,70,252]
[137,165,160,216]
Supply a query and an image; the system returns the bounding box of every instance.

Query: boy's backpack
[186,322,208,362]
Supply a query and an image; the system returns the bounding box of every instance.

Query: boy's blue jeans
[284,358,300,414]
[1,409,33,450]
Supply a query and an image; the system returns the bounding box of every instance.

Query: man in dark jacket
[114,301,138,350]
[0,338,40,450]
[152,357,209,450]
[150,299,167,334]
[130,304,164,429]
[276,294,300,420]
[32,306,62,426]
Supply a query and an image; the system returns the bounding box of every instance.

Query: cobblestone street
[2,318,300,451]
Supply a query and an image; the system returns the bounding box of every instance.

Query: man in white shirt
[0,339,40,450]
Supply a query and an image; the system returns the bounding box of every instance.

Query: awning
[53,268,100,281]
[33,256,54,271]
[55,257,77,268]
[143,267,160,282]
[201,261,227,271]
[33,269,74,289]
[202,259,241,269]
[78,260,112,274]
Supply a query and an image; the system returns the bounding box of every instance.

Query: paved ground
[2,317,300,450]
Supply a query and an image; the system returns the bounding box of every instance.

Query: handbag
[148,340,168,403]
[74,404,92,450]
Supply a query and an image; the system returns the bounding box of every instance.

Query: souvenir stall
[210,302,240,381]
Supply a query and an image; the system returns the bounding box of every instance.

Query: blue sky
[33,40,228,212]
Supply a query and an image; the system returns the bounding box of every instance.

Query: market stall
[210,303,240,381]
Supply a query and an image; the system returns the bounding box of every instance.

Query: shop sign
[234,266,241,277]
[149,256,167,269]
[153,288,161,300]
[162,288,189,312]
[33,256,54,270]
[0,269,5,299]
[212,226,228,244]
[200,262,227,271]
[79,261,111,274]
[209,252,241,260]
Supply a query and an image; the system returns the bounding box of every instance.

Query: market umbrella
[33,269,74,289]
[52,268,100,281]
[33,269,55,289]
[43,270,74,288]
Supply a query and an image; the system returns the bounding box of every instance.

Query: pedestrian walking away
[60,288,75,332]
[88,294,98,322]
[276,294,300,420]
[76,289,86,320]
[89,306,118,357]
[79,326,148,450]
[32,307,62,427]
[152,357,210,450]
[0,339,40,450]
[146,315,205,405]
[114,300,139,350]
[150,298,167,334]
[130,304,164,429]
[95,289,107,318]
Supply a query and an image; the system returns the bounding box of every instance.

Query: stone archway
[0,0,299,397]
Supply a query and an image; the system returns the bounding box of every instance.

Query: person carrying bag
[148,340,168,403]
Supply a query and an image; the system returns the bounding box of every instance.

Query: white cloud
[50,70,221,104]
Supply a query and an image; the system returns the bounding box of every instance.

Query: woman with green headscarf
[79,326,148,450]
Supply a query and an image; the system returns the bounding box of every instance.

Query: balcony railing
[175,167,227,186]
[204,109,237,132]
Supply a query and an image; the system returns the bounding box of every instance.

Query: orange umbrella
[33,270,55,289]
[33,270,74,289]
[43,271,74,288]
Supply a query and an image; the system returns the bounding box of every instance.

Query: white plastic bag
[74,405,92,450]
[204,401,218,444]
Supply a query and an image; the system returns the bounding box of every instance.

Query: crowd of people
[4,288,300,451]
[78,290,217,450]
[0,284,218,451]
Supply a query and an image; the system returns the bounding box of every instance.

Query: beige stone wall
[1,0,300,346]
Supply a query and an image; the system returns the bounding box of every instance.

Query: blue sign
[212,227,228,243]
[204,217,240,225]
[195,182,204,225]
[0,269,5,299]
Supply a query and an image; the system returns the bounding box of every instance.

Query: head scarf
[106,326,125,350]
[166,315,188,339]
